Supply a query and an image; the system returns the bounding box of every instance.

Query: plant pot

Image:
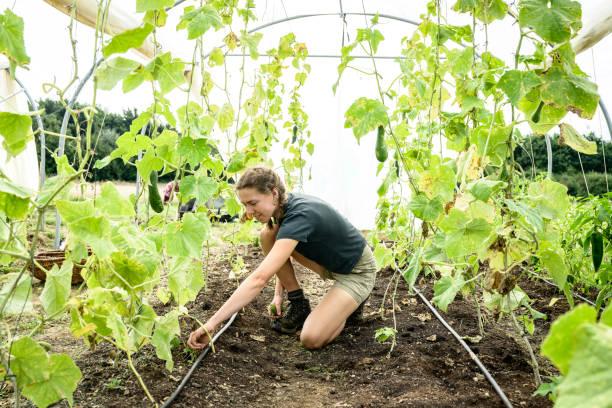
[29,249,90,285]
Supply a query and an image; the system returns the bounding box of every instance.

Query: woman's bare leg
[299,287,359,349]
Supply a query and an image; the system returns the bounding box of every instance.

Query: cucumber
[375,125,388,162]
[531,101,544,123]
[148,171,164,213]
[292,125,298,144]
[591,231,603,272]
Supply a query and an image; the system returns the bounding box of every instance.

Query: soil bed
[8,244,574,407]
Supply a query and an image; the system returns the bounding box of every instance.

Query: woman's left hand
[187,322,216,350]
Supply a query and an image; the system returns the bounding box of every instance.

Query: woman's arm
[187,238,298,349]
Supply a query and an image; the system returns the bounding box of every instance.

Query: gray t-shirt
[276,193,366,274]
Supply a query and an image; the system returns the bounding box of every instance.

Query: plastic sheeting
[0,58,39,192]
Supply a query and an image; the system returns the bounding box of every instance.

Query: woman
[187,166,378,350]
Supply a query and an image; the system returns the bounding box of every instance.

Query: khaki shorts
[320,246,378,305]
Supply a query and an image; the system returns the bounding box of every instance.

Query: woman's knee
[299,331,326,350]
[259,225,278,254]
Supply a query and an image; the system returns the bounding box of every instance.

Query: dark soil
[10,244,576,408]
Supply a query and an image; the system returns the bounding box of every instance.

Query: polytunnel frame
[31,6,607,407]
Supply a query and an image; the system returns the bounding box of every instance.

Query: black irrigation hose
[412,286,514,408]
[160,312,239,408]
[524,270,596,306]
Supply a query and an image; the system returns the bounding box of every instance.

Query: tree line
[32,98,610,196]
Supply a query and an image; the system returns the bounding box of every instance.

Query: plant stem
[510,310,542,387]
[126,353,157,406]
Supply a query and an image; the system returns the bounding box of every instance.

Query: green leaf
[0,273,32,315]
[129,304,156,350]
[541,304,597,375]
[474,0,508,23]
[417,156,456,202]
[168,257,205,306]
[402,249,422,290]
[447,47,473,77]
[179,6,222,39]
[0,111,33,157]
[227,152,246,173]
[498,70,542,107]
[432,274,466,312]
[373,243,394,270]
[356,28,384,54]
[601,304,612,327]
[180,174,217,203]
[559,123,597,155]
[527,178,570,219]
[56,200,115,258]
[102,24,154,58]
[97,182,135,218]
[110,251,157,291]
[540,66,599,120]
[224,196,242,216]
[136,0,174,12]
[177,137,210,167]
[555,324,612,408]
[164,212,210,258]
[217,103,235,131]
[344,97,388,142]
[467,179,507,202]
[106,313,131,352]
[538,247,568,289]
[439,209,492,259]
[473,125,511,167]
[41,261,73,318]
[504,199,544,233]
[10,337,81,408]
[409,194,443,222]
[0,177,31,219]
[151,310,181,371]
[95,57,140,90]
[208,47,225,66]
[240,31,263,59]
[519,0,582,44]
[0,10,30,71]
[135,150,164,180]
[452,0,477,12]
[145,52,185,94]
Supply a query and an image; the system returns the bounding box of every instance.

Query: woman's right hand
[187,322,216,350]
[268,295,283,319]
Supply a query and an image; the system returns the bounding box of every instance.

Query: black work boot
[346,296,369,326]
[271,289,311,334]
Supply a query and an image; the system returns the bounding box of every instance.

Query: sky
[1,0,611,228]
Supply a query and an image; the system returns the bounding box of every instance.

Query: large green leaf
[558,123,597,155]
[135,150,163,179]
[519,0,581,44]
[110,251,157,291]
[538,247,568,289]
[0,111,33,157]
[0,177,31,219]
[504,199,544,233]
[10,337,81,408]
[180,174,218,203]
[540,66,599,120]
[467,179,506,202]
[344,97,388,142]
[129,304,156,351]
[151,310,181,371]
[474,0,508,23]
[402,249,422,290]
[177,137,210,167]
[439,209,493,259]
[473,125,511,167]
[555,324,612,408]
[240,31,263,59]
[409,194,443,222]
[136,0,174,12]
[541,304,597,375]
[106,313,131,353]
[164,212,210,258]
[145,52,185,94]
[56,200,115,258]
[217,103,235,131]
[0,273,32,315]
[526,178,569,220]
[96,182,135,218]
[41,261,73,318]
[102,24,154,58]
[95,57,140,90]
[497,70,542,107]
[417,156,456,202]
[168,257,205,306]
[432,274,466,312]
[178,5,223,39]
[0,9,30,71]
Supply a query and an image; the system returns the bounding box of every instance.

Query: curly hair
[236,166,287,228]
